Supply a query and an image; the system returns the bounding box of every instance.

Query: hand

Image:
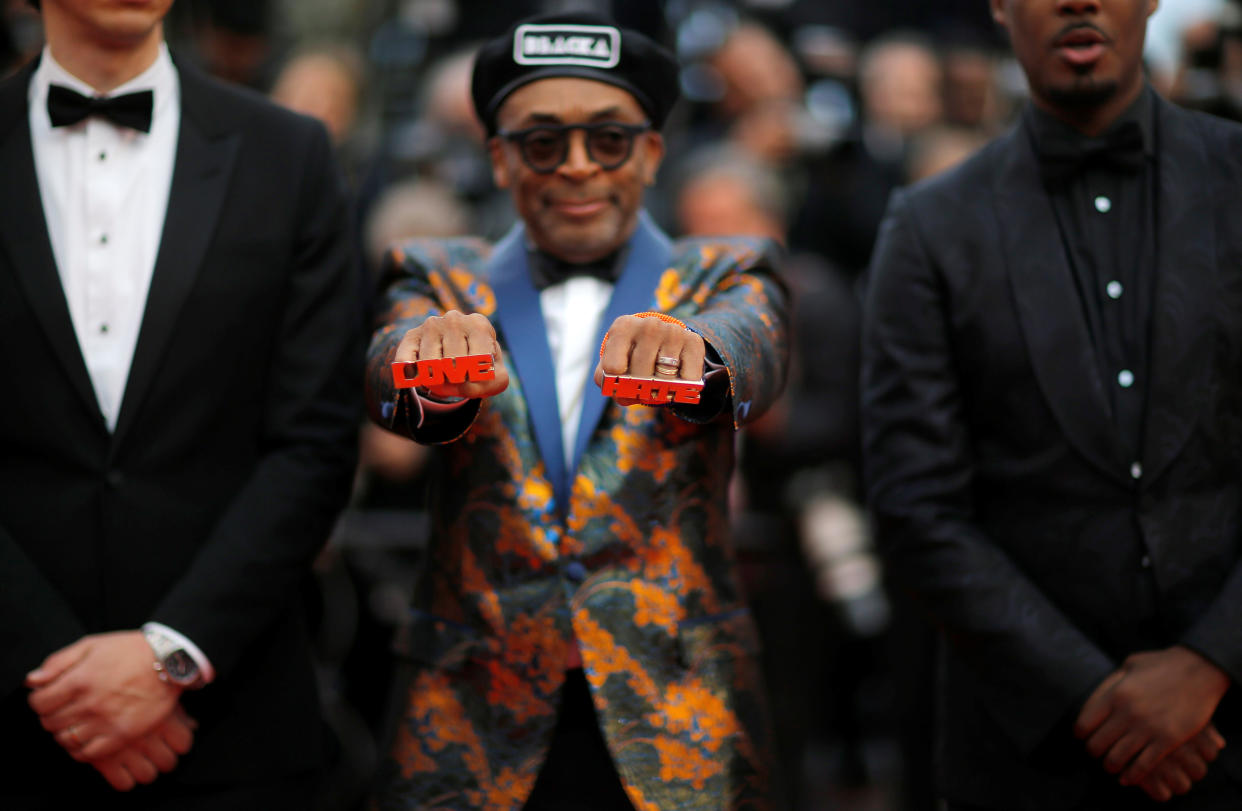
[26,631,184,761]
[593,313,705,406]
[1074,646,1231,787]
[1136,725,1225,802]
[395,310,508,400]
[89,707,198,791]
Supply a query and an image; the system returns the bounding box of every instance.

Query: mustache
[1052,21,1111,45]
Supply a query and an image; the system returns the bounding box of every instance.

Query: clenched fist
[395,310,509,400]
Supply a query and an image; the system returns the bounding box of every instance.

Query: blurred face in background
[490,77,664,265]
[992,0,1157,127]
[271,51,360,145]
[859,40,944,136]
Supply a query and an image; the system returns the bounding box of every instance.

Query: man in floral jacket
[365,12,788,811]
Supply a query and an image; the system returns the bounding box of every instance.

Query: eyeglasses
[498,121,652,174]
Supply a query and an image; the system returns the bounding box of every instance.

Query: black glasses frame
[498,121,652,174]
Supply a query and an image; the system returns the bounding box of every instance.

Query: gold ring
[655,355,681,377]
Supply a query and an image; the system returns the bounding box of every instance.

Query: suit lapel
[0,62,103,423]
[569,212,671,474]
[1141,99,1216,485]
[992,125,1129,484]
[487,224,569,514]
[111,64,239,449]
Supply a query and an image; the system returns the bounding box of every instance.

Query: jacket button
[564,561,587,583]
[1140,555,1152,569]
[105,470,124,488]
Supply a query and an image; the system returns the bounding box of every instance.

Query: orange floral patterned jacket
[365,219,789,810]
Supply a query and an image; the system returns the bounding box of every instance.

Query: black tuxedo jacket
[0,57,361,796]
[863,95,1242,809]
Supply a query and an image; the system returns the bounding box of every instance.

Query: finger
[678,331,706,381]
[418,320,444,361]
[1121,738,1179,787]
[160,714,196,756]
[1085,715,1127,759]
[77,732,126,763]
[118,747,160,786]
[627,323,663,378]
[395,330,422,364]
[1103,731,1147,775]
[1074,669,1126,738]
[1203,724,1226,753]
[26,640,91,687]
[93,758,137,792]
[1138,772,1174,803]
[1138,761,1189,799]
[600,319,638,376]
[28,678,83,719]
[440,315,469,358]
[136,733,179,773]
[1167,744,1209,783]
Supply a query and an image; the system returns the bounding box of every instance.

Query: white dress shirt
[29,46,214,684]
[539,276,614,470]
[28,44,180,432]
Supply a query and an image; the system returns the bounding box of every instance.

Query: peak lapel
[1141,99,1216,485]
[0,62,103,424]
[992,127,1129,484]
[110,66,239,450]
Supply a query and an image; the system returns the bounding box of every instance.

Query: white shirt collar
[29,42,179,131]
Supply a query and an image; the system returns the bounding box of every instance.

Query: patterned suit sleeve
[676,238,789,429]
[862,190,1116,754]
[365,243,482,444]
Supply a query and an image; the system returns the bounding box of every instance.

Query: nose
[1056,0,1100,14]
[557,130,598,179]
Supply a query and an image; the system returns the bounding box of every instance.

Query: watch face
[164,650,198,682]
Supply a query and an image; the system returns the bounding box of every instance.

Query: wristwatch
[143,627,206,689]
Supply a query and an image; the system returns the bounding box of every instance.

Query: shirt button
[1118,369,1134,388]
[99,323,109,334]
[99,233,108,245]
[1140,555,1152,569]
[1130,461,1143,480]
[98,151,107,161]
[1106,281,1123,299]
[1094,195,1112,213]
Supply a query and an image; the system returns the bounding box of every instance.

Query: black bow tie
[47,84,154,133]
[1035,119,1147,186]
[528,250,620,291]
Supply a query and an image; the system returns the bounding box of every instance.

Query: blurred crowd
[5,0,1241,809]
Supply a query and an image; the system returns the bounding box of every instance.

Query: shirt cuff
[142,621,216,685]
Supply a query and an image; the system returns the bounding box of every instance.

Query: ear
[487,136,512,190]
[990,0,1008,28]
[639,132,665,186]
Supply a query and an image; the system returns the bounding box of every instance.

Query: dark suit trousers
[0,772,316,811]
[946,763,1242,811]
[521,668,635,811]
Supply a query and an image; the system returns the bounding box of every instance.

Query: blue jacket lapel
[488,213,673,515]
[487,224,569,514]
[569,212,672,475]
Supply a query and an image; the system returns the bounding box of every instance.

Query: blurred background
[5,0,1241,808]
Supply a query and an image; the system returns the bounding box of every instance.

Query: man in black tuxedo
[0,0,360,807]
[863,0,1242,808]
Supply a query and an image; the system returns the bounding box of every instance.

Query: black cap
[471,12,679,135]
